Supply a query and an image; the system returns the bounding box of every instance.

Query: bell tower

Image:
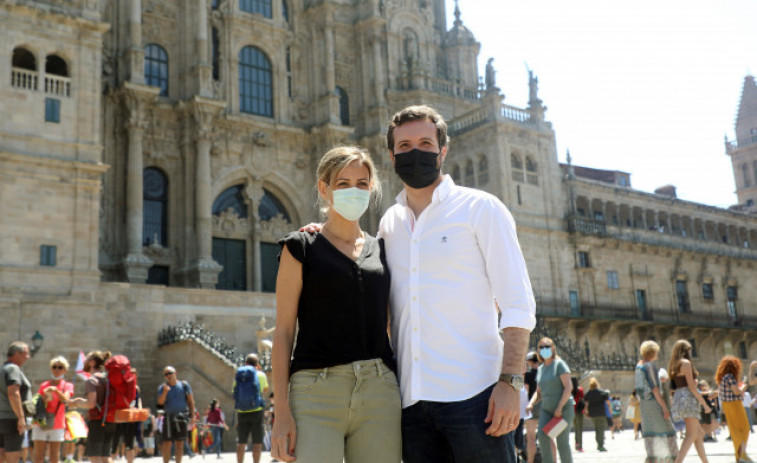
[727,75,757,211]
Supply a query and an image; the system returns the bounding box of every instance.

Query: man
[233,354,268,463]
[157,366,194,463]
[379,105,536,462]
[0,342,31,463]
[582,378,610,452]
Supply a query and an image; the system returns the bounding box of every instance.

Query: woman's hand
[553,408,563,419]
[271,406,297,462]
[703,404,712,414]
[525,404,533,414]
[662,407,670,419]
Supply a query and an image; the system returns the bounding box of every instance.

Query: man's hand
[17,417,25,434]
[484,382,520,436]
[298,223,322,234]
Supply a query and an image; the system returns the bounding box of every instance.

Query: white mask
[331,187,371,221]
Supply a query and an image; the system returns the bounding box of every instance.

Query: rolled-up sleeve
[475,197,536,331]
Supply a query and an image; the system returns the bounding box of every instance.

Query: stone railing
[501,104,532,124]
[45,74,71,97]
[11,67,38,91]
[448,107,488,135]
[567,215,607,236]
[158,322,245,367]
[427,76,479,101]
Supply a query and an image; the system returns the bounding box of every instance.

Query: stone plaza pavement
[143,428,757,462]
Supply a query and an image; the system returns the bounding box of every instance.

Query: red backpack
[101,355,137,424]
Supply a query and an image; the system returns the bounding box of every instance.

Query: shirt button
[412,268,416,272]
[413,327,418,332]
[412,296,417,301]
[413,240,419,244]
[414,357,419,362]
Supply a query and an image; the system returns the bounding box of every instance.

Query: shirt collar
[395,175,454,207]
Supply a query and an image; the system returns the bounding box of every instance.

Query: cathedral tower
[727,75,757,211]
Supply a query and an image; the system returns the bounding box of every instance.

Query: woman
[204,399,225,458]
[32,356,74,463]
[636,340,678,462]
[610,396,622,437]
[582,378,610,452]
[629,391,642,439]
[668,340,710,463]
[526,337,574,463]
[716,356,751,462]
[69,351,113,463]
[270,146,400,462]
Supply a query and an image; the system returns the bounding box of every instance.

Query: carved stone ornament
[244,182,265,205]
[259,214,293,242]
[143,240,171,263]
[212,208,249,235]
[252,131,271,147]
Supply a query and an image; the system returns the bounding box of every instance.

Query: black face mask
[393,148,441,189]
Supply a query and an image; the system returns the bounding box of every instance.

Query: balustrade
[45,75,71,97]
[11,68,38,90]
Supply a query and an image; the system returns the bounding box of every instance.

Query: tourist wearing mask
[32,356,73,463]
[271,146,400,463]
[526,338,574,463]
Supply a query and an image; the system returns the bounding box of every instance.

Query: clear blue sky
[448,0,757,208]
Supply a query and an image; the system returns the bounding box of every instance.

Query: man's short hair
[245,353,259,367]
[7,341,28,358]
[386,105,449,151]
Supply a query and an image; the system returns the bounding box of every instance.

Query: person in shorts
[141,409,156,457]
[111,369,141,463]
[157,367,195,463]
[32,356,74,463]
[234,355,268,463]
[0,342,32,463]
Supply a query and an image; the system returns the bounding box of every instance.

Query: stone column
[245,182,264,292]
[122,91,153,282]
[129,0,145,84]
[197,0,212,96]
[324,20,340,124]
[189,100,223,288]
[372,37,384,106]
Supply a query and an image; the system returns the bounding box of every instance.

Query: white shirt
[379,175,536,408]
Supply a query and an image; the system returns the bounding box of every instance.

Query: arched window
[13,47,36,70]
[511,154,523,170]
[450,164,461,184]
[211,0,219,8]
[259,189,290,293]
[212,184,248,218]
[143,167,168,246]
[525,156,537,173]
[12,47,38,90]
[144,44,169,97]
[240,0,272,18]
[45,55,68,76]
[259,189,290,221]
[213,185,248,291]
[239,46,273,117]
[478,155,489,185]
[464,160,475,187]
[282,0,290,23]
[211,28,220,81]
[335,86,349,125]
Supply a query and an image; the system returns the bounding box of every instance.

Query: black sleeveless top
[278,231,396,375]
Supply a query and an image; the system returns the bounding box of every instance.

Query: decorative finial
[566,149,572,166]
[453,0,462,26]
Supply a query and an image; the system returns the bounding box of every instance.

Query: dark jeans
[401,383,516,463]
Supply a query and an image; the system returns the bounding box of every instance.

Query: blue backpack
[233,366,263,412]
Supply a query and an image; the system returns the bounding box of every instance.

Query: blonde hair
[316,146,381,214]
[640,340,660,361]
[589,377,600,389]
[50,356,69,370]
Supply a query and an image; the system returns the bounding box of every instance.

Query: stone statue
[485,57,496,90]
[529,70,539,102]
[404,30,418,66]
[256,316,275,354]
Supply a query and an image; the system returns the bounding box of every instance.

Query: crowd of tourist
[523,338,757,463]
[0,344,272,463]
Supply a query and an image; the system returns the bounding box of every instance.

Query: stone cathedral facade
[2,0,757,403]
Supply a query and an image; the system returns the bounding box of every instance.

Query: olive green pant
[289,359,401,463]
[590,416,607,448]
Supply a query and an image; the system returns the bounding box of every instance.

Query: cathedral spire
[453,0,462,27]
[736,75,757,147]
